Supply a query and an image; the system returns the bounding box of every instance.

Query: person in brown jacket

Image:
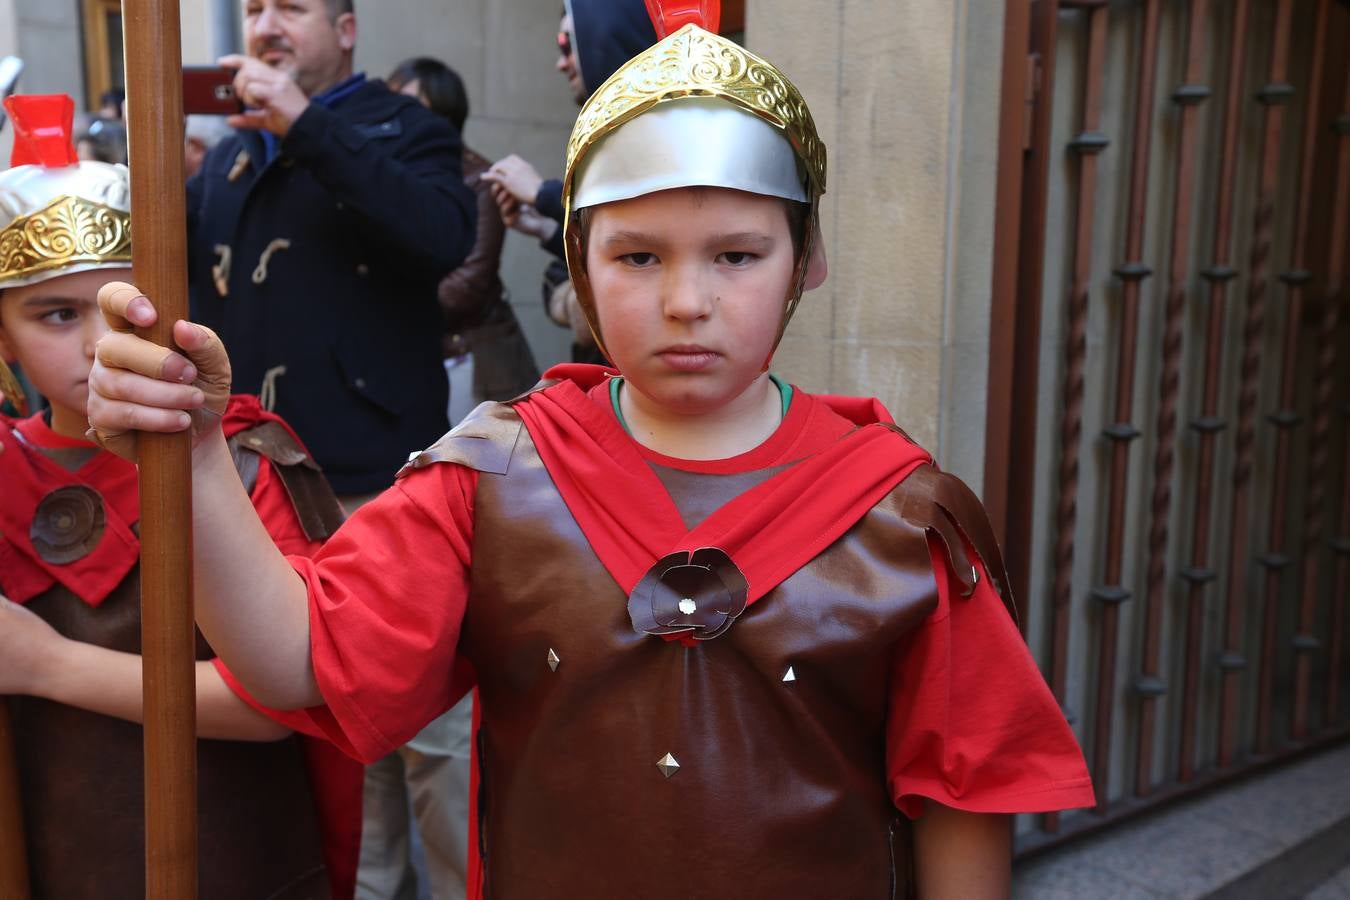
[389,57,538,425]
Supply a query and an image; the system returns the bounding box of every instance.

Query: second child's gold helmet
[0,95,132,416]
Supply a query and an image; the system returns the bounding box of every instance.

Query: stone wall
[747,0,1005,486]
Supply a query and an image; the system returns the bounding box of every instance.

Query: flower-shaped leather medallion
[30,485,107,564]
[628,548,748,640]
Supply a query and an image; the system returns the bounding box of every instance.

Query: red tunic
[0,397,361,900]
[255,368,1092,896]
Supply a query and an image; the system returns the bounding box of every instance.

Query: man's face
[557,14,585,105]
[0,269,121,435]
[585,187,796,417]
[243,0,355,98]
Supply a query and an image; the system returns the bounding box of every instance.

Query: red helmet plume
[643,0,721,38]
[5,95,78,168]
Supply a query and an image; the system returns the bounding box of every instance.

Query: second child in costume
[85,4,1095,896]
[0,95,360,899]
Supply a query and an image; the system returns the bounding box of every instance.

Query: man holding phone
[186,0,476,507]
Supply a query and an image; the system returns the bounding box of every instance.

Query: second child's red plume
[5,95,79,168]
[643,0,721,38]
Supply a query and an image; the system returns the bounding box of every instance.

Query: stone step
[1013,743,1350,899]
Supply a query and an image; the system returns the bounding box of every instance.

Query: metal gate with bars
[986,0,1350,851]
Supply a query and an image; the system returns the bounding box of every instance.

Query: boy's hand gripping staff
[91,283,232,459]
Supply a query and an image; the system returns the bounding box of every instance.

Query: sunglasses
[557,30,572,58]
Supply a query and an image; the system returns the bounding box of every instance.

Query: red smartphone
[182,66,242,115]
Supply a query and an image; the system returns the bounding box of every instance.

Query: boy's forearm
[189,432,322,711]
[912,803,1011,900]
[42,643,290,741]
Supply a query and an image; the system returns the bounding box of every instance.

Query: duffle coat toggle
[211,244,232,298]
[252,238,293,285]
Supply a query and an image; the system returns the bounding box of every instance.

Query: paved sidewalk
[1012,742,1350,899]
[1306,863,1350,900]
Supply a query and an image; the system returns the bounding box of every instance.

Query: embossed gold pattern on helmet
[0,194,131,286]
[0,160,132,288]
[563,23,825,214]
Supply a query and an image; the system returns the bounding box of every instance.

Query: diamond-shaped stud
[782,666,796,683]
[656,752,680,778]
[546,648,561,672]
[678,597,697,615]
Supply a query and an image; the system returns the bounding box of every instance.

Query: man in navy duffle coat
[188,0,476,499]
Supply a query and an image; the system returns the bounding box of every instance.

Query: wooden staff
[0,703,29,897]
[121,1,197,896]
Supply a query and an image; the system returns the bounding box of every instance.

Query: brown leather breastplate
[8,574,328,900]
[455,413,938,899]
[7,432,331,899]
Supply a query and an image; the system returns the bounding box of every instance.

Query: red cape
[461,365,932,898]
[513,365,932,617]
[0,395,309,606]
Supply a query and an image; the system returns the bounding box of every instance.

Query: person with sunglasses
[481,1,656,366]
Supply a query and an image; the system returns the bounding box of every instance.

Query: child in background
[0,94,359,899]
[86,5,1094,897]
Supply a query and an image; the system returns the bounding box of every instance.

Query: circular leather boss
[628,548,749,641]
[31,485,107,564]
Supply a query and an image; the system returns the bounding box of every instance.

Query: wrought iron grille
[989,0,1350,852]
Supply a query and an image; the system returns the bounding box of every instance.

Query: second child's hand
[0,593,63,697]
[0,592,291,741]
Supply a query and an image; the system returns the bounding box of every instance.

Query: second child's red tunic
[0,395,361,900]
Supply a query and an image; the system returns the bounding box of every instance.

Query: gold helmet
[0,94,132,416]
[561,2,826,361]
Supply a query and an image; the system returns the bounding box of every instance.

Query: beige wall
[0,0,80,164]
[10,0,82,100]
[180,2,213,64]
[0,0,15,167]
[0,0,18,60]
[0,2,214,165]
[748,0,1004,487]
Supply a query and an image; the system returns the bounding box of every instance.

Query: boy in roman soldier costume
[87,3,1094,896]
[0,95,360,899]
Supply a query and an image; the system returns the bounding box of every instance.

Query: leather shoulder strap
[228,431,263,495]
[895,464,1016,621]
[228,421,345,542]
[400,401,524,478]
